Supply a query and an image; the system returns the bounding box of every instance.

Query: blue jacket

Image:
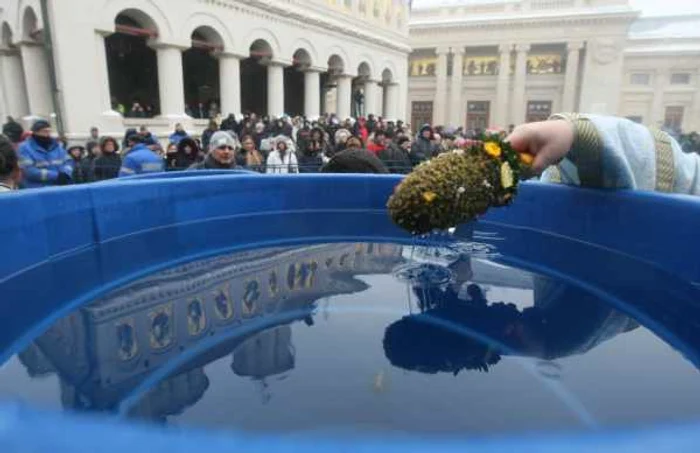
[169,131,189,146]
[18,137,72,188]
[118,144,165,177]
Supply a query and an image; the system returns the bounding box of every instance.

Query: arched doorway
[353,62,372,117]
[183,27,223,119]
[105,11,160,117]
[241,39,272,115]
[0,22,29,119]
[19,7,52,119]
[284,49,311,117]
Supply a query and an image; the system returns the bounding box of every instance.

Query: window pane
[526,101,552,123]
[670,73,691,84]
[630,73,650,85]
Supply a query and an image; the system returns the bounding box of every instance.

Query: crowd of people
[3,110,700,196]
[0,112,462,190]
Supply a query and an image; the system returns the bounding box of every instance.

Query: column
[267,62,285,118]
[0,48,29,118]
[511,43,530,125]
[434,46,449,125]
[154,44,186,119]
[364,79,378,116]
[495,43,513,127]
[691,68,700,131]
[449,47,465,127]
[384,83,399,120]
[303,68,321,119]
[651,69,667,127]
[562,42,583,112]
[18,41,52,118]
[219,53,242,117]
[336,74,352,119]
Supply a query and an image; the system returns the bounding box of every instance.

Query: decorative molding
[201,0,411,55]
[410,11,639,33]
[515,43,531,52]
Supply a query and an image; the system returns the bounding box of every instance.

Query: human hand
[505,120,575,175]
[56,172,72,186]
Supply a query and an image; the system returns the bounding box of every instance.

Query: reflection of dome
[17,343,55,378]
[232,326,295,379]
[127,368,210,421]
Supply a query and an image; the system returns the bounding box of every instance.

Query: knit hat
[209,131,239,151]
[31,119,51,133]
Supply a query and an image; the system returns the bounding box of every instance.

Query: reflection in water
[11,235,700,433]
[384,281,639,375]
[17,243,404,421]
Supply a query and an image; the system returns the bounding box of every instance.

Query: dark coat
[297,153,324,173]
[189,154,236,170]
[378,143,413,174]
[201,128,217,151]
[410,125,438,166]
[170,137,200,170]
[93,153,121,181]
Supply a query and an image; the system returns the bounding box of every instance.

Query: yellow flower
[519,152,534,166]
[484,142,502,158]
[422,191,437,203]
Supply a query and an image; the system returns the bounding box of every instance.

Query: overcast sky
[411,0,700,16]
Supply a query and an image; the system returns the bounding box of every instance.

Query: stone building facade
[408,0,700,132]
[0,0,410,139]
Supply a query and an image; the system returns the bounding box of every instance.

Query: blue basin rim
[1,173,700,451]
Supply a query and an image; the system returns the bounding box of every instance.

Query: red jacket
[367,141,386,155]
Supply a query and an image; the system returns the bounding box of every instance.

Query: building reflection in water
[17,243,404,422]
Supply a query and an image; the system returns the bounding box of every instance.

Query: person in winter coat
[168,123,189,146]
[309,126,330,158]
[139,125,161,151]
[297,139,325,173]
[67,145,91,184]
[189,131,239,170]
[0,134,21,192]
[238,135,265,172]
[119,129,164,177]
[344,136,364,151]
[201,119,218,152]
[367,130,388,155]
[221,114,238,134]
[93,136,121,181]
[378,136,413,174]
[2,116,23,146]
[18,120,73,188]
[170,137,200,170]
[355,117,369,144]
[266,136,299,174]
[410,124,439,166]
